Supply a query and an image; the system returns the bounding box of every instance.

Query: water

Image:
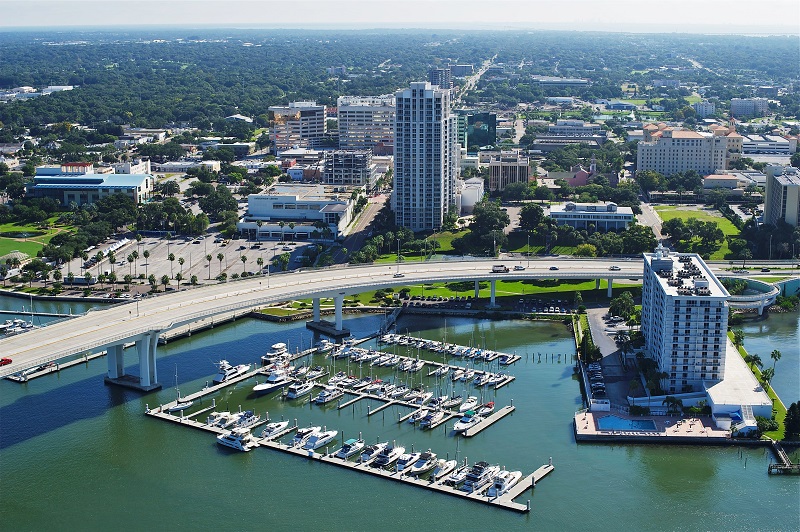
[1,310,798,530]
[738,312,800,403]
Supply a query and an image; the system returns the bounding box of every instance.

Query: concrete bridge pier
[136,333,159,389]
[104,332,162,391]
[607,278,613,298]
[474,280,480,299]
[106,343,125,379]
[488,280,498,308]
[595,279,601,290]
[334,295,344,331]
[312,297,321,322]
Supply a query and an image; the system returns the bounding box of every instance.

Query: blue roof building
[27,173,155,206]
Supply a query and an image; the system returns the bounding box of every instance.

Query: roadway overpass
[0,257,778,387]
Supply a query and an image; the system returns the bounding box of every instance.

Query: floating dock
[463,405,516,437]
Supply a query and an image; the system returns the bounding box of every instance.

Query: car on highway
[393,273,405,278]
[761,268,771,272]
[0,357,12,366]
[609,265,621,271]
[549,266,559,271]
[513,265,525,271]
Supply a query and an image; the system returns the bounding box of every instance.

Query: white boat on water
[253,367,292,395]
[419,409,445,428]
[316,339,335,353]
[334,438,365,459]
[450,369,465,382]
[412,392,433,406]
[453,411,483,433]
[396,451,421,472]
[408,359,425,372]
[383,355,401,367]
[407,450,438,476]
[431,459,458,481]
[234,410,261,429]
[212,360,251,385]
[476,401,495,416]
[486,470,523,498]
[391,385,410,399]
[364,379,383,393]
[314,386,344,404]
[408,408,429,423]
[291,425,322,447]
[261,342,289,366]
[459,396,479,413]
[434,365,450,377]
[370,445,406,468]
[460,368,476,382]
[207,411,237,428]
[444,464,471,486]
[460,462,501,494]
[260,420,290,439]
[216,427,256,452]
[303,429,338,450]
[306,366,326,380]
[359,442,388,464]
[441,395,463,409]
[286,381,315,399]
[167,366,193,412]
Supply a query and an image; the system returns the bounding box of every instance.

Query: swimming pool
[597,415,658,431]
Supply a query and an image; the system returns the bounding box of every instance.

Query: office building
[547,119,603,137]
[740,134,792,154]
[27,173,154,206]
[393,82,459,231]
[548,202,634,231]
[641,245,730,393]
[692,101,716,118]
[730,98,769,118]
[450,64,474,77]
[764,165,800,227]
[428,68,453,89]
[637,128,728,176]
[269,101,326,152]
[336,95,395,155]
[323,150,377,188]
[486,151,530,191]
[531,76,589,87]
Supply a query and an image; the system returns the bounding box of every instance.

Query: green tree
[206,254,213,280]
[732,329,745,349]
[784,402,800,440]
[241,254,248,273]
[161,275,170,291]
[178,256,185,277]
[770,349,781,372]
[217,252,224,275]
[662,395,684,414]
[148,274,157,291]
[275,252,290,271]
[518,203,545,233]
[168,252,175,278]
[609,291,635,320]
[143,250,150,277]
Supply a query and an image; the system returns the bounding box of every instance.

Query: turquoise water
[0,311,798,530]
[597,415,658,431]
[739,312,799,403]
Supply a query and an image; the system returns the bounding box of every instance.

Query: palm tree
[67,272,75,286]
[108,272,117,287]
[175,272,183,287]
[732,329,745,349]
[132,251,139,276]
[178,257,185,278]
[84,272,93,286]
[97,273,107,290]
[123,274,132,289]
[747,354,763,371]
[127,253,134,276]
[108,251,116,273]
[217,253,224,275]
[95,251,104,276]
[206,254,212,280]
[288,222,295,241]
[143,250,150,277]
[770,349,782,372]
[80,251,88,271]
[168,252,175,278]
[256,219,263,241]
[135,233,142,256]
[241,255,247,273]
[161,275,170,292]
[52,269,62,286]
[257,257,264,273]
[278,221,285,242]
[662,396,683,415]
[760,367,775,391]
[148,274,157,291]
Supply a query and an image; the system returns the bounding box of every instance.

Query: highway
[0,257,789,378]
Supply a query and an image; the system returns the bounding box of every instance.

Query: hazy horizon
[2,0,798,36]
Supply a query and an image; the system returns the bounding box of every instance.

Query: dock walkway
[463,405,516,437]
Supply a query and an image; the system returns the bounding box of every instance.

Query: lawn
[654,205,740,260]
[0,219,73,258]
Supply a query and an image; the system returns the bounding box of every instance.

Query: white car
[609,265,621,271]
[393,273,405,278]
[513,265,525,271]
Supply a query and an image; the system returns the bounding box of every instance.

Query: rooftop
[644,248,729,299]
[32,174,152,188]
[704,338,772,409]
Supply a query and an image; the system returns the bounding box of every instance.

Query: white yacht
[419,409,445,429]
[303,429,338,451]
[286,381,315,399]
[252,367,292,395]
[443,464,471,486]
[431,459,458,482]
[396,451,421,472]
[460,462,501,494]
[334,438,366,459]
[364,379,384,393]
[441,395,463,409]
[450,369,465,382]
[206,411,237,428]
[390,385,410,399]
[453,412,484,433]
[316,339,335,353]
[459,396,479,413]
[306,366,326,380]
[359,442,388,464]
[408,359,425,372]
[234,410,261,429]
[486,470,523,498]
[314,386,344,404]
[291,425,322,447]
[460,368,476,382]
[408,408,429,423]
[216,427,256,452]
[370,445,406,468]
[434,365,450,377]
[260,420,290,439]
[212,360,251,385]
[407,451,438,476]
[261,342,289,366]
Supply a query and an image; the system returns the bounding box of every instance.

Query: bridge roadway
[0,258,642,378]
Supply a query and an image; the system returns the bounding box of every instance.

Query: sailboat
[167,365,194,412]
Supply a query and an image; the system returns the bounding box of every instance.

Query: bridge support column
[490,280,497,307]
[334,296,344,332]
[107,343,125,379]
[312,297,321,323]
[758,300,765,316]
[607,278,613,298]
[595,279,601,290]
[474,280,480,299]
[135,333,159,390]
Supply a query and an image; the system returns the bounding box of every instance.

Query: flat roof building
[730,98,769,118]
[323,150,377,188]
[337,95,395,155]
[764,165,800,227]
[637,128,728,176]
[485,150,530,192]
[269,101,326,153]
[549,202,634,231]
[27,173,154,206]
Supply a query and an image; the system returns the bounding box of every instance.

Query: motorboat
[359,442,388,464]
[327,371,347,386]
[419,409,445,429]
[460,368,476,382]
[291,365,309,378]
[441,395,463,409]
[364,379,384,393]
[383,355,401,367]
[459,396,479,413]
[397,359,413,372]
[428,396,446,409]
[303,429,338,451]
[377,383,396,397]
[372,354,392,366]
[434,365,450,377]
[306,366,326,380]
[412,392,433,406]
[408,408,429,423]
[453,411,483,433]
[498,354,511,365]
[234,410,261,429]
[473,372,491,386]
[476,401,495,416]
[216,427,256,452]
[408,359,425,372]
[285,381,315,399]
[443,464,471,486]
[450,369,465,382]
[407,451,438,476]
[212,360,251,385]
[334,438,366,459]
[252,367,292,395]
[488,373,507,387]
[370,445,406,468]
[206,411,237,428]
[261,342,288,366]
[314,386,344,404]
[486,470,523,498]
[390,385,410,399]
[260,420,290,439]
[460,461,501,493]
[404,388,424,402]
[316,339,335,353]
[396,451,421,472]
[352,377,373,390]
[291,425,322,447]
[168,366,193,412]
[431,459,458,482]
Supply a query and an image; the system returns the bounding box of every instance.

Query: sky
[1,0,799,34]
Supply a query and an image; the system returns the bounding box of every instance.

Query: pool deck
[574,412,731,444]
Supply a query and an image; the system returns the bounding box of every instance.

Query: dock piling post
[511,398,514,407]
[239,405,242,413]
[212,398,216,408]
[527,500,531,511]
[549,456,552,466]
[368,405,371,415]
[145,404,149,412]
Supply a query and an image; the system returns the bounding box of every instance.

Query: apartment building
[269,101,326,152]
[730,98,769,118]
[336,95,395,155]
[764,165,800,227]
[322,150,377,188]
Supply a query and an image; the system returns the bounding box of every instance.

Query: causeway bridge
[0,257,781,389]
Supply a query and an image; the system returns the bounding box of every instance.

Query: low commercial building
[457,177,484,214]
[529,135,605,152]
[548,202,634,231]
[151,160,221,173]
[237,184,359,241]
[547,119,603,137]
[741,134,792,154]
[27,173,155,206]
[531,76,589,87]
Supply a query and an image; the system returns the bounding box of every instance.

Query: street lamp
[527,232,530,268]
